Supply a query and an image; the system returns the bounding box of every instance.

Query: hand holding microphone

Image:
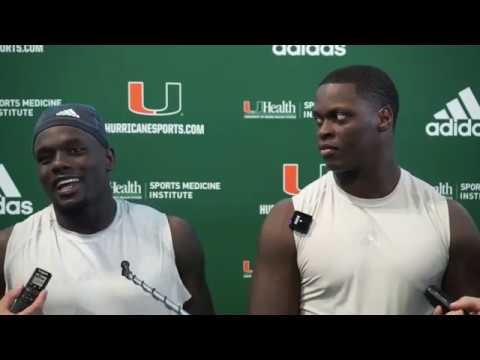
[426,286,476,315]
[0,286,47,315]
[0,267,51,315]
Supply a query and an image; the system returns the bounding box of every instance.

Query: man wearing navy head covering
[0,104,214,315]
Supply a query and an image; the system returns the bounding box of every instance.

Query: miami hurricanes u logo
[128,81,182,116]
[283,163,328,195]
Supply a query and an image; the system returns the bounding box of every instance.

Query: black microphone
[425,285,469,315]
[121,260,130,277]
[289,211,313,234]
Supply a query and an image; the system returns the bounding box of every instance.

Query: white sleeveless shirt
[4,199,191,314]
[292,169,450,315]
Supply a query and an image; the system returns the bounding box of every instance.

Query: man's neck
[334,161,401,199]
[54,197,117,234]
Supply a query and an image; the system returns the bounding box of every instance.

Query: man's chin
[53,197,87,214]
[323,160,344,172]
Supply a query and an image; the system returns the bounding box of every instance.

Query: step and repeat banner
[0,45,479,314]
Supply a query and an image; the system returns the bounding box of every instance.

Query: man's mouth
[319,145,339,157]
[54,177,81,195]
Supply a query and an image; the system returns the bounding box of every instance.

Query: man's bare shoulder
[0,227,13,252]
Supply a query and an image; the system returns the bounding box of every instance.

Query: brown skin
[249,199,300,314]
[0,227,12,297]
[250,83,480,315]
[0,125,214,314]
[34,126,116,234]
[169,216,214,314]
[433,200,480,315]
[313,83,400,198]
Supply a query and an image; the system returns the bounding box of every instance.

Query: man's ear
[106,147,115,172]
[377,106,394,132]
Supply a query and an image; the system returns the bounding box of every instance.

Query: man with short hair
[250,65,480,315]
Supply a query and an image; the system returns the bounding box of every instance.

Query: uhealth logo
[128,81,182,116]
[111,180,142,200]
[0,164,33,215]
[272,45,346,57]
[434,182,453,199]
[243,100,297,119]
[427,87,480,137]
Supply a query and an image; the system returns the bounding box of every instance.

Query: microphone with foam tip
[120,260,189,315]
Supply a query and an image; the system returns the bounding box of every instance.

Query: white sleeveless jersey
[292,169,450,315]
[4,199,191,315]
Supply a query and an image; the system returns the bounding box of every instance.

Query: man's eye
[314,114,323,125]
[336,112,347,121]
[68,147,84,155]
[37,154,52,164]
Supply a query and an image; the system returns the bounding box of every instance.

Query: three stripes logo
[0,164,33,215]
[56,109,80,118]
[426,87,480,137]
[128,81,182,116]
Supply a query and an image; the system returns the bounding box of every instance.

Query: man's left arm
[168,216,215,315]
[442,200,480,300]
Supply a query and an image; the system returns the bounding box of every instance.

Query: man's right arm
[249,199,301,315]
[0,227,13,296]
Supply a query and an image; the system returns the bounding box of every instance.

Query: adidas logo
[426,87,480,137]
[56,109,80,118]
[272,45,346,57]
[0,164,33,215]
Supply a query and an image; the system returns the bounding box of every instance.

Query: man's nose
[50,152,71,173]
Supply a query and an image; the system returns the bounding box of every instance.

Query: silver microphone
[120,260,190,315]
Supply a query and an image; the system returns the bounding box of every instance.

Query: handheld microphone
[425,285,469,315]
[425,285,451,312]
[10,268,51,314]
[120,260,190,315]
